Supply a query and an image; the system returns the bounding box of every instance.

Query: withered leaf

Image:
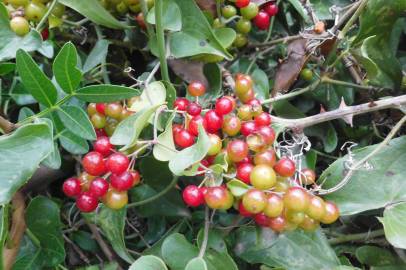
[195,0,217,16]
[272,38,308,96]
[168,59,209,87]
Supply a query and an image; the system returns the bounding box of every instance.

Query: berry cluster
[178,74,339,233]
[62,101,141,212]
[216,0,279,48]
[4,0,64,37]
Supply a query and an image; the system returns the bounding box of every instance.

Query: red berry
[204,110,223,133]
[269,216,287,232]
[41,28,49,40]
[254,212,270,227]
[215,97,233,116]
[93,136,112,156]
[237,163,254,184]
[253,10,270,30]
[274,157,296,177]
[187,102,202,116]
[227,140,249,163]
[188,81,206,97]
[247,98,261,107]
[82,151,106,176]
[136,12,146,29]
[110,171,134,191]
[182,185,204,207]
[95,128,108,138]
[172,123,183,137]
[188,115,207,136]
[238,201,252,217]
[263,2,278,16]
[241,121,257,137]
[174,129,195,148]
[88,177,109,197]
[255,112,271,127]
[173,98,189,111]
[256,126,275,145]
[76,192,98,212]
[106,153,129,175]
[235,0,250,8]
[62,177,81,197]
[130,170,141,186]
[96,103,106,115]
[237,156,253,165]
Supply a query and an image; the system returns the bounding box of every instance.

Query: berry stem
[198,207,210,258]
[328,229,385,245]
[263,0,281,43]
[36,0,59,32]
[155,0,171,83]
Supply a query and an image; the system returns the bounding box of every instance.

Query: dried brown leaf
[272,39,308,96]
[195,0,216,16]
[168,59,209,87]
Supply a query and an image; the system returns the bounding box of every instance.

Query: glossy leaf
[57,105,96,140]
[75,84,140,102]
[169,125,210,175]
[59,0,130,29]
[53,42,82,94]
[16,49,58,107]
[84,205,133,263]
[129,255,168,270]
[147,0,182,31]
[185,258,208,270]
[83,39,110,73]
[25,196,65,267]
[59,130,89,155]
[379,202,406,249]
[0,3,42,61]
[0,123,53,205]
[322,136,406,215]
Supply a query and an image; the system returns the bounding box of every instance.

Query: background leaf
[379,202,406,249]
[147,0,182,31]
[129,255,168,270]
[83,39,110,73]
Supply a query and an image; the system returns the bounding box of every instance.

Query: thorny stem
[35,0,58,31]
[198,207,210,258]
[328,229,385,245]
[317,115,406,195]
[155,0,170,83]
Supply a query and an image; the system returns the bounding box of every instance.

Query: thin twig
[262,80,321,105]
[86,222,116,264]
[63,234,91,264]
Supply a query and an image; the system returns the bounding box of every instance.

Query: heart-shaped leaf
[130,255,168,270]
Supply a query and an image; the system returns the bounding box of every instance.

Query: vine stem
[317,114,406,195]
[263,0,281,43]
[261,80,321,105]
[35,0,58,31]
[127,176,178,208]
[338,0,369,40]
[198,207,210,258]
[328,229,385,245]
[155,0,170,83]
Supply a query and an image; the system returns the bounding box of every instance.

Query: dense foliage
[0,0,406,269]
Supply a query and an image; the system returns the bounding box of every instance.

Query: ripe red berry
[82,151,106,176]
[263,2,278,16]
[188,115,207,136]
[247,98,261,107]
[182,185,204,207]
[227,140,249,163]
[62,178,82,197]
[215,97,233,116]
[187,102,202,116]
[88,177,109,197]
[255,112,271,127]
[237,163,254,184]
[110,171,134,191]
[238,201,252,217]
[173,98,189,111]
[93,136,112,156]
[96,103,106,115]
[256,126,275,145]
[174,129,195,148]
[76,192,98,212]
[136,12,146,29]
[95,128,108,138]
[172,123,183,137]
[237,155,253,165]
[253,10,270,30]
[240,121,257,137]
[41,28,49,40]
[274,157,296,177]
[106,153,129,175]
[235,0,250,8]
[254,212,271,227]
[204,110,223,133]
[130,170,141,186]
[188,81,206,97]
[269,216,287,232]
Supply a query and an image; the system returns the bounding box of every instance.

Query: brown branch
[0,116,16,134]
[272,95,406,130]
[2,192,26,270]
[63,234,91,265]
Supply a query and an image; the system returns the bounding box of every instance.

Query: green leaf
[84,205,133,263]
[251,68,270,102]
[83,39,110,73]
[286,0,311,22]
[169,0,234,60]
[59,130,89,155]
[169,125,210,175]
[147,0,182,31]
[11,83,36,105]
[0,123,53,205]
[227,179,250,197]
[322,136,406,215]
[305,122,338,153]
[71,231,99,252]
[42,142,61,170]
[59,0,130,29]
[0,62,15,75]
[0,207,8,269]
[25,196,65,267]
[18,107,35,121]
[130,81,166,111]
[234,227,340,270]
[153,112,177,161]
[0,3,42,61]
[75,84,140,103]
[53,42,82,94]
[185,258,208,270]
[379,202,406,249]
[129,255,168,270]
[309,0,351,20]
[57,105,96,140]
[355,245,397,266]
[110,104,162,149]
[16,49,58,107]
[197,63,222,106]
[12,236,41,270]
